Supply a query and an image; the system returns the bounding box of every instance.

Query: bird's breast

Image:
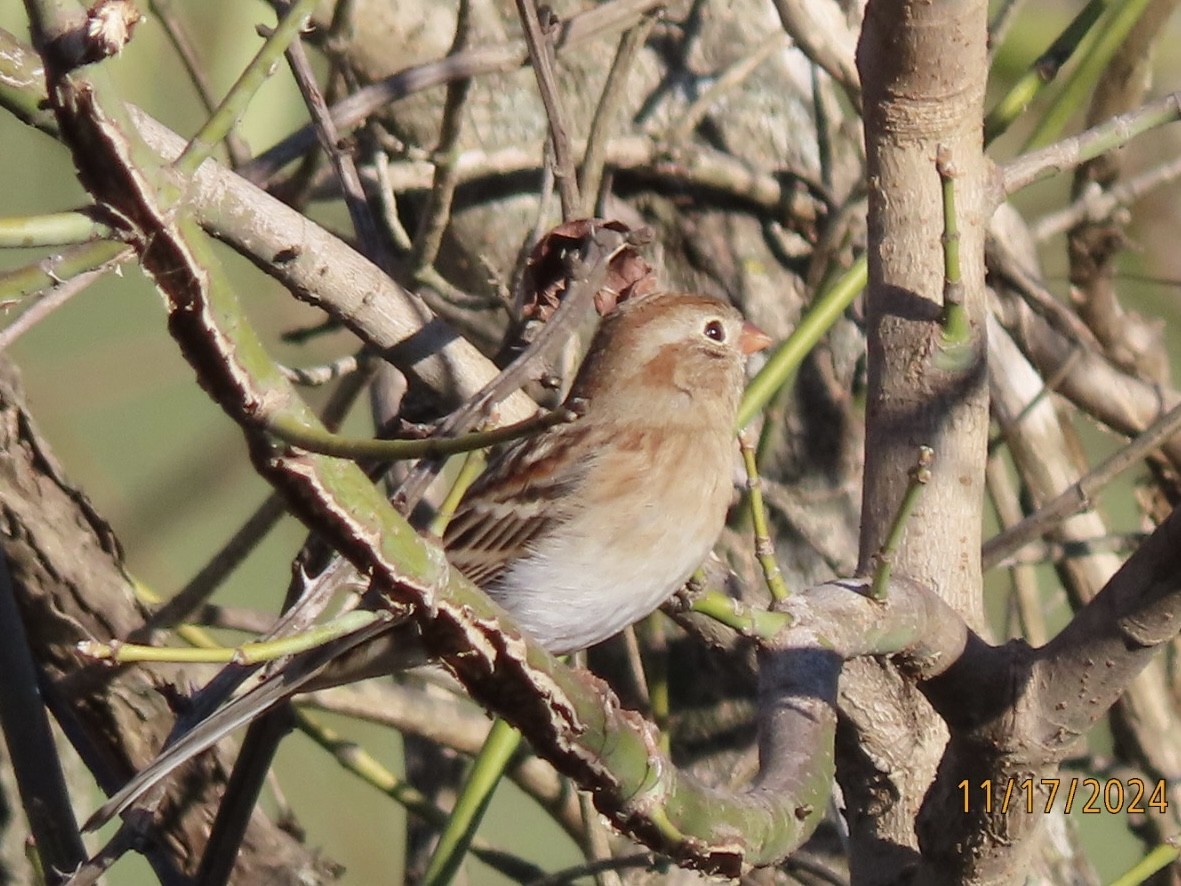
[487,426,735,654]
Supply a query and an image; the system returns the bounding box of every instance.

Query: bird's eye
[703,319,726,342]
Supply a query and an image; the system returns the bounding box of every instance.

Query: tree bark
[847,1,991,881]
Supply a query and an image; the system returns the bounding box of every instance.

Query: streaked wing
[443,423,591,588]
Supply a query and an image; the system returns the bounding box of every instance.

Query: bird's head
[569,292,771,424]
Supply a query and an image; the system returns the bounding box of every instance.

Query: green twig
[265,405,579,461]
[174,0,320,174]
[689,590,793,639]
[423,718,523,886]
[129,576,224,651]
[738,431,789,601]
[294,707,449,825]
[429,449,488,537]
[294,706,546,882]
[646,805,688,845]
[868,447,935,602]
[149,0,250,166]
[77,609,382,664]
[0,240,129,304]
[935,147,972,365]
[737,255,867,428]
[638,616,671,756]
[983,0,1108,145]
[1107,841,1181,886]
[0,211,112,248]
[1023,0,1155,150]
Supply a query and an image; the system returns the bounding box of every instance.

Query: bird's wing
[443,423,591,588]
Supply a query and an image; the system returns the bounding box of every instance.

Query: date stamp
[959,778,1169,815]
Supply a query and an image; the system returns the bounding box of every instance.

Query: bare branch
[515,0,581,219]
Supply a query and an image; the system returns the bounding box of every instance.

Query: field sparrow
[447,290,770,651]
[88,291,771,826]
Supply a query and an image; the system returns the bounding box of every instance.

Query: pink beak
[739,321,773,355]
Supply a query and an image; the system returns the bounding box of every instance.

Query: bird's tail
[84,616,423,831]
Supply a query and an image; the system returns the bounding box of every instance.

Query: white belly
[487,432,734,653]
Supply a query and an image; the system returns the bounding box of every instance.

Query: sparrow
[87,290,771,827]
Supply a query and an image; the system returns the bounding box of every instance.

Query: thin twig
[738,430,790,601]
[416,265,503,313]
[987,0,1029,57]
[331,136,806,219]
[989,533,1145,569]
[428,449,487,537]
[142,357,377,633]
[621,625,652,709]
[0,210,111,247]
[0,247,132,351]
[1034,152,1181,241]
[688,590,792,639]
[768,0,860,105]
[984,455,1048,646]
[986,345,1083,457]
[0,552,88,877]
[1022,0,1160,151]
[61,826,140,886]
[188,604,277,635]
[515,0,581,219]
[292,708,532,877]
[983,398,1181,570]
[175,0,320,174]
[79,610,383,664]
[139,493,281,630]
[868,446,935,601]
[812,63,833,192]
[738,255,866,428]
[285,33,389,268]
[241,0,662,183]
[983,0,1106,145]
[149,0,250,166]
[371,148,415,252]
[579,13,657,215]
[422,719,522,885]
[265,403,580,462]
[412,0,474,274]
[0,239,128,306]
[986,237,1105,352]
[278,351,363,386]
[195,709,292,885]
[1002,91,1181,196]
[526,852,662,886]
[578,790,623,886]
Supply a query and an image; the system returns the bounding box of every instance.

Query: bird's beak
[739,321,773,355]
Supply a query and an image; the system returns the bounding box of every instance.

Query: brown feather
[442,422,594,588]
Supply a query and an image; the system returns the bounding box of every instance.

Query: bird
[86,290,771,828]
